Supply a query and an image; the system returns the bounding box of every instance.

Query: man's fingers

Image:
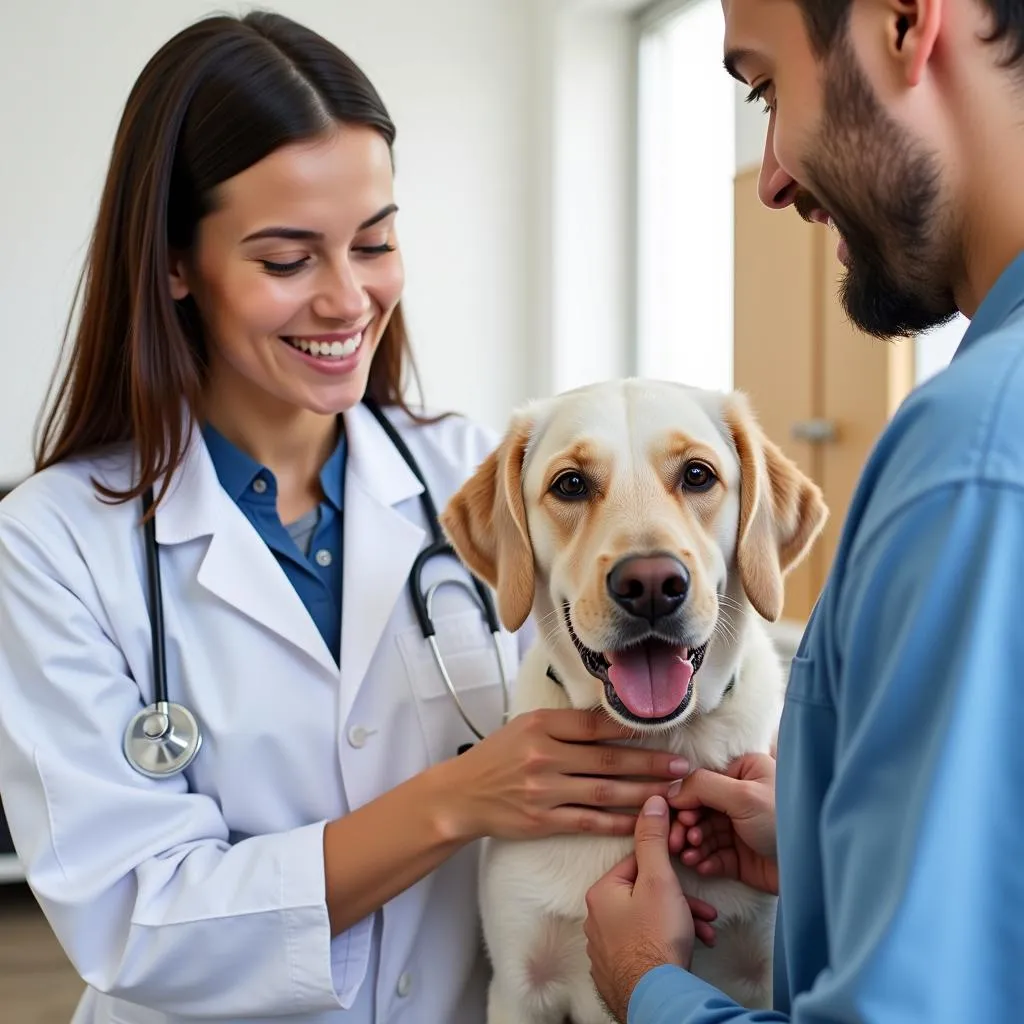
[668,767,748,815]
[669,819,685,855]
[695,849,739,879]
[685,895,718,922]
[604,853,639,886]
[633,795,674,878]
[694,920,717,947]
[676,808,703,828]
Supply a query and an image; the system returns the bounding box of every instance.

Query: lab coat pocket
[396,608,514,763]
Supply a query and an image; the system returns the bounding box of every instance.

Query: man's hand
[584,795,718,1022]
[669,753,779,896]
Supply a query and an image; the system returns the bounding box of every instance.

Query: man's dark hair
[797,1,1024,68]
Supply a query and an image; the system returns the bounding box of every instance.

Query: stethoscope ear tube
[419,577,511,742]
[140,487,168,707]
[122,488,203,779]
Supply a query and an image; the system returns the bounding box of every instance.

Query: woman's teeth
[285,333,363,359]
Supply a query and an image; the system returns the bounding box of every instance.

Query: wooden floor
[0,883,83,1023]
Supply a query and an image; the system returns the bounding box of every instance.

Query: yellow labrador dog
[440,379,826,1023]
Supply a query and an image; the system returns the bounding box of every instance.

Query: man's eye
[745,81,775,115]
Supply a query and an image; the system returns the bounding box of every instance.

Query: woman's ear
[440,413,535,632]
[168,251,190,301]
[723,392,829,622]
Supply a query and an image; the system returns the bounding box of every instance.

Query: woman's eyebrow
[241,204,399,243]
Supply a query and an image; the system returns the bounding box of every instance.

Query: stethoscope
[122,399,512,780]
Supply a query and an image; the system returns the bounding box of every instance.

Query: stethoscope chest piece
[123,701,203,780]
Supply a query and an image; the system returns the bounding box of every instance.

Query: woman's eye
[551,471,589,501]
[354,242,396,257]
[681,461,716,492]
[260,256,311,275]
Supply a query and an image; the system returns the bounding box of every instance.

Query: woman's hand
[668,753,779,896]
[433,708,690,842]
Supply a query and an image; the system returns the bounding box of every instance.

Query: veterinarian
[584,1,1024,1021]
[0,13,690,1024]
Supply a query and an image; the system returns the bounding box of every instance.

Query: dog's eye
[682,461,716,492]
[551,471,589,500]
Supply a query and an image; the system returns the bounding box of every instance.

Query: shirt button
[396,972,413,997]
[251,477,268,494]
[347,725,370,748]
[315,548,333,567]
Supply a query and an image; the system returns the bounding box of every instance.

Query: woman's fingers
[560,740,689,780]
[525,710,688,778]
[560,777,676,811]
[546,806,645,837]
[535,708,638,743]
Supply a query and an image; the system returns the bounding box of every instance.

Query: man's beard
[798,33,960,339]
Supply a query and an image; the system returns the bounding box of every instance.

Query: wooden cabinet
[732,167,915,623]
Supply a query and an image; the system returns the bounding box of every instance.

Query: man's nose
[757,122,797,210]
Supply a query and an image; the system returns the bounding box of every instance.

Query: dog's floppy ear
[439,413,536,632]
[723,392,828,622]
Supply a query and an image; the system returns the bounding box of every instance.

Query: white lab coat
[0,402,524,1023]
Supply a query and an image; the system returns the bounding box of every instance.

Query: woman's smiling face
[170,122,404,419]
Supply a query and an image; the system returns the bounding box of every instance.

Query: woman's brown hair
[35,10,431,507]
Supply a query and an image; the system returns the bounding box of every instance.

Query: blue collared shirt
[202,423,345,664]
[630,252,1024,1022]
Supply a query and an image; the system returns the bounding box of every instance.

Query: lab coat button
[315,548,333,567]
[347,725,369,748]
[396,972,413,997]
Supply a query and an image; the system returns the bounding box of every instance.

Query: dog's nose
[606,555,689,622]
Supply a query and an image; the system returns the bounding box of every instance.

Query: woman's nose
[312,261,371,323]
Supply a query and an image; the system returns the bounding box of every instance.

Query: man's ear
[723,392,828,622]
[439,412,535,632]
[888,0,942,88]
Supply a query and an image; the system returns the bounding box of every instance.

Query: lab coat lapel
[155,430,339,678]
[337,403,426,725]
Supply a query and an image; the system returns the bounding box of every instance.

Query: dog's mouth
[562,603,709,725]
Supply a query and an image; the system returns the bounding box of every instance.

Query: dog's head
[440,380,827,732]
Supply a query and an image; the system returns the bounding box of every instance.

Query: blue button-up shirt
[630,252,1024,1022]
[202,423,345,663]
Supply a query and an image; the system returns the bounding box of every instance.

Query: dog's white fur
[440,379,827,1023]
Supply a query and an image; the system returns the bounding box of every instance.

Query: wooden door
[732,167,914,623]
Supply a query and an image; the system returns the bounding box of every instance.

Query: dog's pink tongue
[606,643,693,718]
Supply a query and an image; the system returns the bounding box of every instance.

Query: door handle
[790,418,837,444]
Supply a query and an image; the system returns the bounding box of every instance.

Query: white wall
[547,5,637,394]
[636,3,736,392]
[0,0,544,483]
[735,86,768,175]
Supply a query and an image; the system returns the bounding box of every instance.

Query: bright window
[635,0,735,392]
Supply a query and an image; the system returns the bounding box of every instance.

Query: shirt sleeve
[628,480,1024,1022]
[0,511,367,1017]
